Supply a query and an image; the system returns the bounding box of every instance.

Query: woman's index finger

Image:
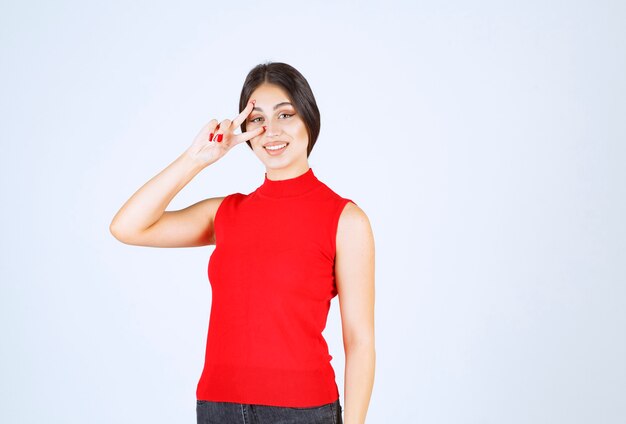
[231,100,255,129]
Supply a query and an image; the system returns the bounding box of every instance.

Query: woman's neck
[265,162,310,181]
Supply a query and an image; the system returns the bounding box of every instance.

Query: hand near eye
[185,100,266,168]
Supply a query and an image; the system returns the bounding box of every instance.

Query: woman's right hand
[185,99,266,167]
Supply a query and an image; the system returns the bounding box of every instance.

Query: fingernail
[262,126,267,131]
[251,99,256,105]
[217,134,223,142]
[209,132,213,140]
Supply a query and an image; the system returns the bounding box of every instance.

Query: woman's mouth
[263,142,289,155]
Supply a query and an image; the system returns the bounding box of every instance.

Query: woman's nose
[265,122,281,137]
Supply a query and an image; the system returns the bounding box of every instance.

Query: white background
[1,0,625,422]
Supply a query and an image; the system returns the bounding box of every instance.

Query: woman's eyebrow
[252,101,292,112]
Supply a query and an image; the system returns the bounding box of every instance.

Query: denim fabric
[196,398,343,424]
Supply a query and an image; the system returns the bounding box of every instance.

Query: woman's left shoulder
[338,201,372,232]
[336,201,374,255]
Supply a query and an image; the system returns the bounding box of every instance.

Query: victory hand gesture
[186,99,265,167]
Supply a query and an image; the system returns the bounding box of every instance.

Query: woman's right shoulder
[201,193,236,213]
[204,192,246,217]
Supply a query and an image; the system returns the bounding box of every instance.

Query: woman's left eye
[279,113,293,119]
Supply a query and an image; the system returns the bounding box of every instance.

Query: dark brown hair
[239,62,320,158]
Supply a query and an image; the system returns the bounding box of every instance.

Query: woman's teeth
[265,143,287,151]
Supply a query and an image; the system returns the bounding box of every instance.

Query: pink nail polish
[251,99,256,106]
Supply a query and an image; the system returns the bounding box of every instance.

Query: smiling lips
[263,142,289,155]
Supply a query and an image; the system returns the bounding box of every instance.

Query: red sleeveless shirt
[196,167,354,407]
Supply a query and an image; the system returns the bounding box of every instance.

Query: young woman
[110,62,375,424]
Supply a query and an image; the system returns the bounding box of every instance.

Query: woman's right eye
[250,117,263,123]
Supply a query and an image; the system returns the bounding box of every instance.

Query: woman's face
[246,83,309,178]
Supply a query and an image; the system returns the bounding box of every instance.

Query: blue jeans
[196,398,343,424]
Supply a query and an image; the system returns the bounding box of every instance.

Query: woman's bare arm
[109,100,265,248]
[335,202,376,424]
[109,151,220,247]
